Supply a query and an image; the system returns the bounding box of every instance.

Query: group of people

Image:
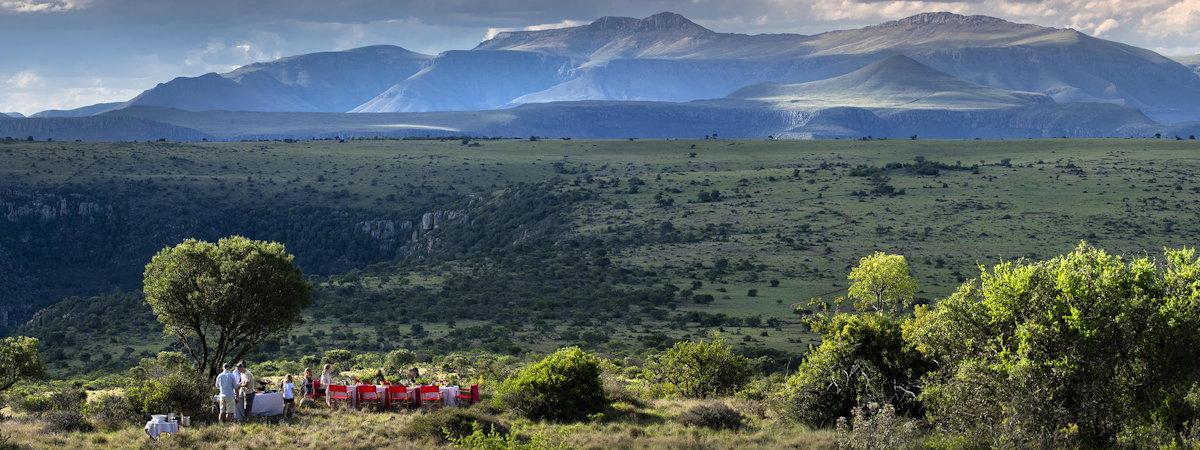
[214,361,263,423]
[214,361,424,422]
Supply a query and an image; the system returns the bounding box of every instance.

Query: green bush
[125,352,210,418]
[835,402,921,450]
[384,349,417,373]
[403,408,509,444]
[495,347,606,422]
[321,349,352,368]
[778,313,929,427]
[43,410,93,433]
[647,337,754,398]
[678,402,745,430]
[84,394,138,431]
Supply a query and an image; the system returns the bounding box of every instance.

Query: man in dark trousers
[237,361,256,421]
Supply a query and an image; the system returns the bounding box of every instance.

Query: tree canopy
[905,243,1200,446]
[143,236,311,377]
[847,252,917,313]
[0,336,43,391]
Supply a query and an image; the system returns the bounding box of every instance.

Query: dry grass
[1,399,837,450]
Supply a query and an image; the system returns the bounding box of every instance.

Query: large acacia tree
[0,336,43,391]
[144,236,311,377]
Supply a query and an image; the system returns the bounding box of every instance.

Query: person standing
[282,374,296,418]
[214,363,237,423]
[237,361,256,421]
[300,368,315,407]
[320,364,333,406]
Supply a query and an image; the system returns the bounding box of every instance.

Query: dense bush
[835,402,921,450]
[495,347,606,422]
[84,394,138,431]
[646,337,754,398]
[403,408,509,443]
[905,244,1200,447]
[43,410,93,433]
[678,402,745,430]
[125,352,210,418]
[778,313,930,427]
[384,349,417,373]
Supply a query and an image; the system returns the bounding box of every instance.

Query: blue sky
[2,0,1198,115]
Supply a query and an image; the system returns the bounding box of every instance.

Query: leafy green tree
[778,313,929,427]
[143,236,312,377]
[847,252,917,313]
[384,349,417,374]
[125,352,210,417]
[0,336,43,391]
[904,244,1200,446]
[322,349,353,369]
[495,347,606,422]
[647,336,754,398]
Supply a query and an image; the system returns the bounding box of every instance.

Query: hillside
[0,114,207,141]
[728,55,1053,110]
[29,102,124,118]
[1176,54,1200,75]
[124,45,432,113]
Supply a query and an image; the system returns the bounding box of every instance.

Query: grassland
[5,138,1200,375]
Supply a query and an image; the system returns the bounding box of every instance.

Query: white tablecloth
[144,419,179,439]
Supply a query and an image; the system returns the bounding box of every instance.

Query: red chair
[327,385,352,409]
[419,385,442,407]
[356,385,381,410]
[308,380,325,401]
[455,385,480,405]
[386,385,413,410]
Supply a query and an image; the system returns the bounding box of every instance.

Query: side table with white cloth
[145,415,179,439]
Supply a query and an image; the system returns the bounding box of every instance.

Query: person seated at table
[409,367,422,384]
[282,374,296,418]
[374,370,388,385]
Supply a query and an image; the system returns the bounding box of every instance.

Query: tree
[143,236,312,377]
[647,336,754,398]
[0,336,43,391]
[847,252,917,313]
[904,244,1200,447]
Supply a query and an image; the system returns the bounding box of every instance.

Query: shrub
[835,402,921,450]
[647,337,754,398]
[403,408,509,444]
[43,410,93,433]
[495,347,606,422]
[905,244,1200,446]
[778,313,929,427]
[84,394,138,431]
[678,402,745,430]
[125,352,210,418]
[384,349,417,373]
[321,349,353,368]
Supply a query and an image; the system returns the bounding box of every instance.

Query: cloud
[5,70,41,88]
[0,0,85,13]
[484,19,587,40]
[182,33,285,73]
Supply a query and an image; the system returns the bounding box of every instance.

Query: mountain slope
[351,50,573,113]
[126,45,431,112]
[30,102,124,118]
[3,112,24,118]
[1176,54,1200,75]
[729,55,1052,110]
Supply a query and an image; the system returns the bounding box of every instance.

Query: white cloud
[484,19,587,40]
[182,34,285,73]
[0,0,85,13]
[5,70,41,88]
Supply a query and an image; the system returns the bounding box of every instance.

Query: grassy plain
[6,138,1200,374]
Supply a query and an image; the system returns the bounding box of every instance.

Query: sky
[2,0,1199,115]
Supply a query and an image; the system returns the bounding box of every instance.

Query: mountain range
[5,12,1200,140]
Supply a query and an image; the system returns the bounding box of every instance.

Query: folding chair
[386,385,413,410]
[419,385,442,408]
[327,385,352,410]
[357,385,382,410]
[455,385,480,406]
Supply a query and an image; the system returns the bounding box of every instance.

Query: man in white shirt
[214,363,237,423]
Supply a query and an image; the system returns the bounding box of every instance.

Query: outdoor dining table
[144,417,179,439]
[335,385,460,408]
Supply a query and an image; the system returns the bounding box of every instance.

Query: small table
[144,419,179,439]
